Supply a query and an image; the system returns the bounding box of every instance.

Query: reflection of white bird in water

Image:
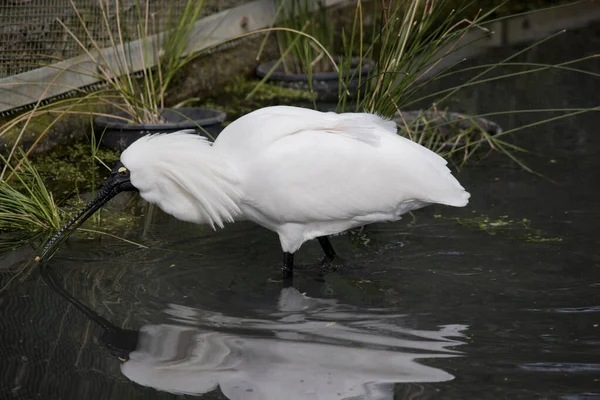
[121,288,467,399]
[48,106,470,278]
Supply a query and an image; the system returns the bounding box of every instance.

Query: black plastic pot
[95,107,227,151]
[256,57,375,101]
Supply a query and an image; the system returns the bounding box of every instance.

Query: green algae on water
[440,213,563,243]
[32,142,120,198]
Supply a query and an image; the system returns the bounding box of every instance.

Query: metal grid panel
[1,0,75,77]
[0,0,244,79]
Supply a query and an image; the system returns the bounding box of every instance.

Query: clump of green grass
[337,0,500,115]
[0,133,131,237]
[330,0,600,170]
[0,152,62,232]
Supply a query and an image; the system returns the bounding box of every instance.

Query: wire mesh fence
[0,0,246,79]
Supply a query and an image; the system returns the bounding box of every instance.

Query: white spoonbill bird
[44,106,470,278]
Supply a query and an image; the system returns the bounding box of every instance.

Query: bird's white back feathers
[121,132,242,229]
[215,106,469,208]
[213,106,398,155]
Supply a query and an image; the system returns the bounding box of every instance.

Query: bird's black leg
[318,236,336,260]
[282,252,294,286]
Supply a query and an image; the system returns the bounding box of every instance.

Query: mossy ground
[199,76,316,122]
[31,140,120,199]
[0,137,136,237]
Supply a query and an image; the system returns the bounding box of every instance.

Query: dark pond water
[1,22,600,400]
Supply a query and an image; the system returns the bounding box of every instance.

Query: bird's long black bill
[38,183,119,261]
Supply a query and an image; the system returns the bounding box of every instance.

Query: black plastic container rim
[94,107,227,131]
[256,57,375,82]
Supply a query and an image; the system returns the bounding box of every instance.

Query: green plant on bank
[328,0,600,169]
[336,0,490,116]
[274,0,336,75]
[0,152,62,232]
[0,135,128,236]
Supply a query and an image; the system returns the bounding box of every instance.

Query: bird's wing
[239,109,469,226]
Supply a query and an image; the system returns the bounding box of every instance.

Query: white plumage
[121,106,469,258]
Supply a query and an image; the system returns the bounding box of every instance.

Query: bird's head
[37,131,241,261]
[107,160,137,193]
[37,132,200,259]
[37,159,139,259]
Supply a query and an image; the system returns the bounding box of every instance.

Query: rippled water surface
[2,23,600,400]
